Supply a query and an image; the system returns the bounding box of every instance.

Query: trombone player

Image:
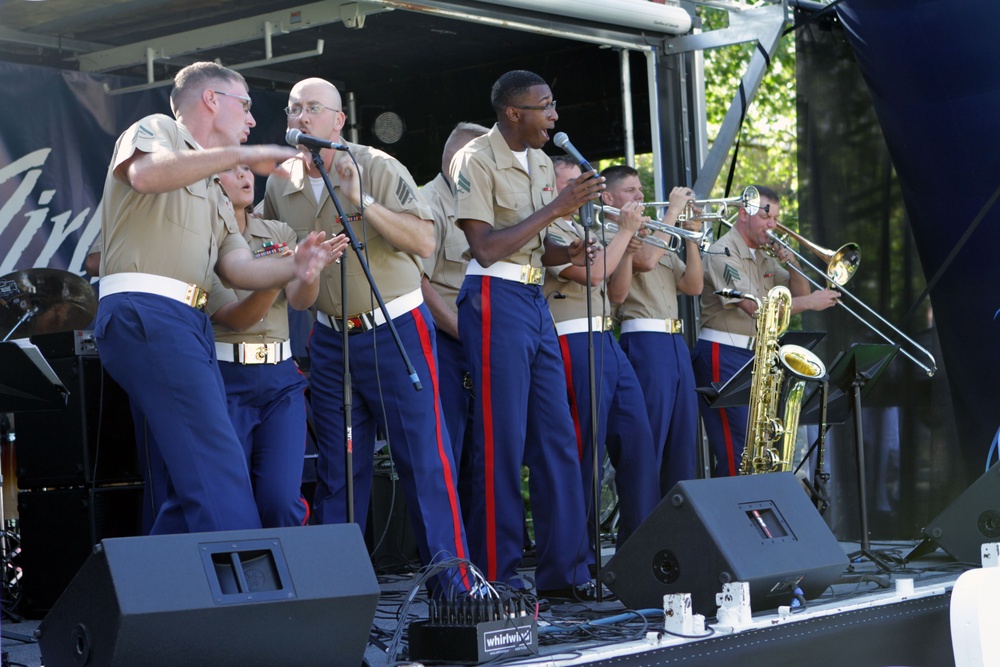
[692,185,841,477]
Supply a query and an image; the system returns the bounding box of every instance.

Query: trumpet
[594,205,710,254]
[646,186,763,224]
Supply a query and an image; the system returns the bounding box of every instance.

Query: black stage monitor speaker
[912,462,1000,564]
[38,524,380,667]
[602,473,848,617]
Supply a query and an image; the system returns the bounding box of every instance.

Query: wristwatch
[361,192,376,208]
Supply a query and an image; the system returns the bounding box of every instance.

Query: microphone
[715,288,749,300]
[704,248,731,257]
[285,128,349,151]
[553,132,594,173]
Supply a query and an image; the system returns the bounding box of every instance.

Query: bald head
[289,77,342,109]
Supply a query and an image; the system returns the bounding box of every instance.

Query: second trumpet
[594,205,709,254]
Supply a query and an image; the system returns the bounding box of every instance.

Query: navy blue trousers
[457,275,590,591]
[557,330,659,553]
[691,339,754,477]
[94,293,260,534]
[308,303,470,591]
[218,359,309,528]
[619,331,700,492]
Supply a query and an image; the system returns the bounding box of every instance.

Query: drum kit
[0,268,98,620]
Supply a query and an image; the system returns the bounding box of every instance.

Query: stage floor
[2,539,970,667]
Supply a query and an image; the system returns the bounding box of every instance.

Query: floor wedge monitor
[910,462,1000,565]
[38,524,380,667]
[602,473,848,616]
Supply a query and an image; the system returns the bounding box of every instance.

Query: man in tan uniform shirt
[420,122,490,526]
[264,77,471,593]
[94,62,344,535]
[693,184,839,476]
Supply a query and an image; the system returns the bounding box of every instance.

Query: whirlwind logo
[0,149,101,277]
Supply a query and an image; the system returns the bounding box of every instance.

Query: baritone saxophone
[741,285,827,475]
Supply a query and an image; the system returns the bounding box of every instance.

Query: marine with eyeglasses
[264,77,471,594]
[95,62,342,536]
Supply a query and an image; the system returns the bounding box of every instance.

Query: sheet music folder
[799,343,899,426]
[698,331,826,409]
[0,339,69,412]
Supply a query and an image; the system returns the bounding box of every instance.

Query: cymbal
[0,268,98,340]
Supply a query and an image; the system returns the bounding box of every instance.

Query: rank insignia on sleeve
[138,124,154,139]
[723,263,740,286]
[395,177,416,207]
[456,172,472,195]
[547,231,569,246]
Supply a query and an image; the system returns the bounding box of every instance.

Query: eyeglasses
[284,103,341,117]
[212,90,252,113]
[514,100,557,114]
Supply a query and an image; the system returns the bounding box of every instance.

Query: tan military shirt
[699,226,790,337]
[616,252,686,321]
[452,124,557,267]
[420,172,468,308]
[101,114,247,292]
[207,216,298,344]
[263,141,431,318]
[543,218,610,323]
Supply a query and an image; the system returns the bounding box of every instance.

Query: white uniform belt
[698,327,755,350]
[465,259,544,286]
[316,288,423,334]
[99,272,208,310]
[620,318,684,335]
[554,316,615,336]
[216,340,292,365]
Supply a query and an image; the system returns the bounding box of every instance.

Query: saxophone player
[692,185,840,477]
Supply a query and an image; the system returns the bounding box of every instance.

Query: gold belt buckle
[345,313,373,333]
[239,343,271,364]
[602,316,615,332]
[666,319,684,335]
[519,266,543,285]
[185,284,208,310]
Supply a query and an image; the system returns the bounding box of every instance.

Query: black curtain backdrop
[795,1,998,540]
[0,63,291,276]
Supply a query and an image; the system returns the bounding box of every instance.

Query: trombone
[594,205,710,254]
[760,226,937,377]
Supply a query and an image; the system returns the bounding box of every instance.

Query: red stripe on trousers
[480,278,497,581]
[412,307,471,589]
[711,341,738,476]
[558,335,584,461]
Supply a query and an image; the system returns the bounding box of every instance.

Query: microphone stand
[307,148,423,524]
[579,199,604,602]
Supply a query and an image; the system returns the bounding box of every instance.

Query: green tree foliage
[599,8,799,229]
[700,7,798,227]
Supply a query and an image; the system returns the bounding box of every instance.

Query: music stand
[807,343,899,571]
[0,340,67,412]
[699,331,826,409]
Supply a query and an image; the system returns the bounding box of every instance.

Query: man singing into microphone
[451,69,604,600]
[263,77,470,592]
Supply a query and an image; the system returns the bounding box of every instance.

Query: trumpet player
[604,166,704,494]
[693,185,840,477]
[545,156,660,554]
